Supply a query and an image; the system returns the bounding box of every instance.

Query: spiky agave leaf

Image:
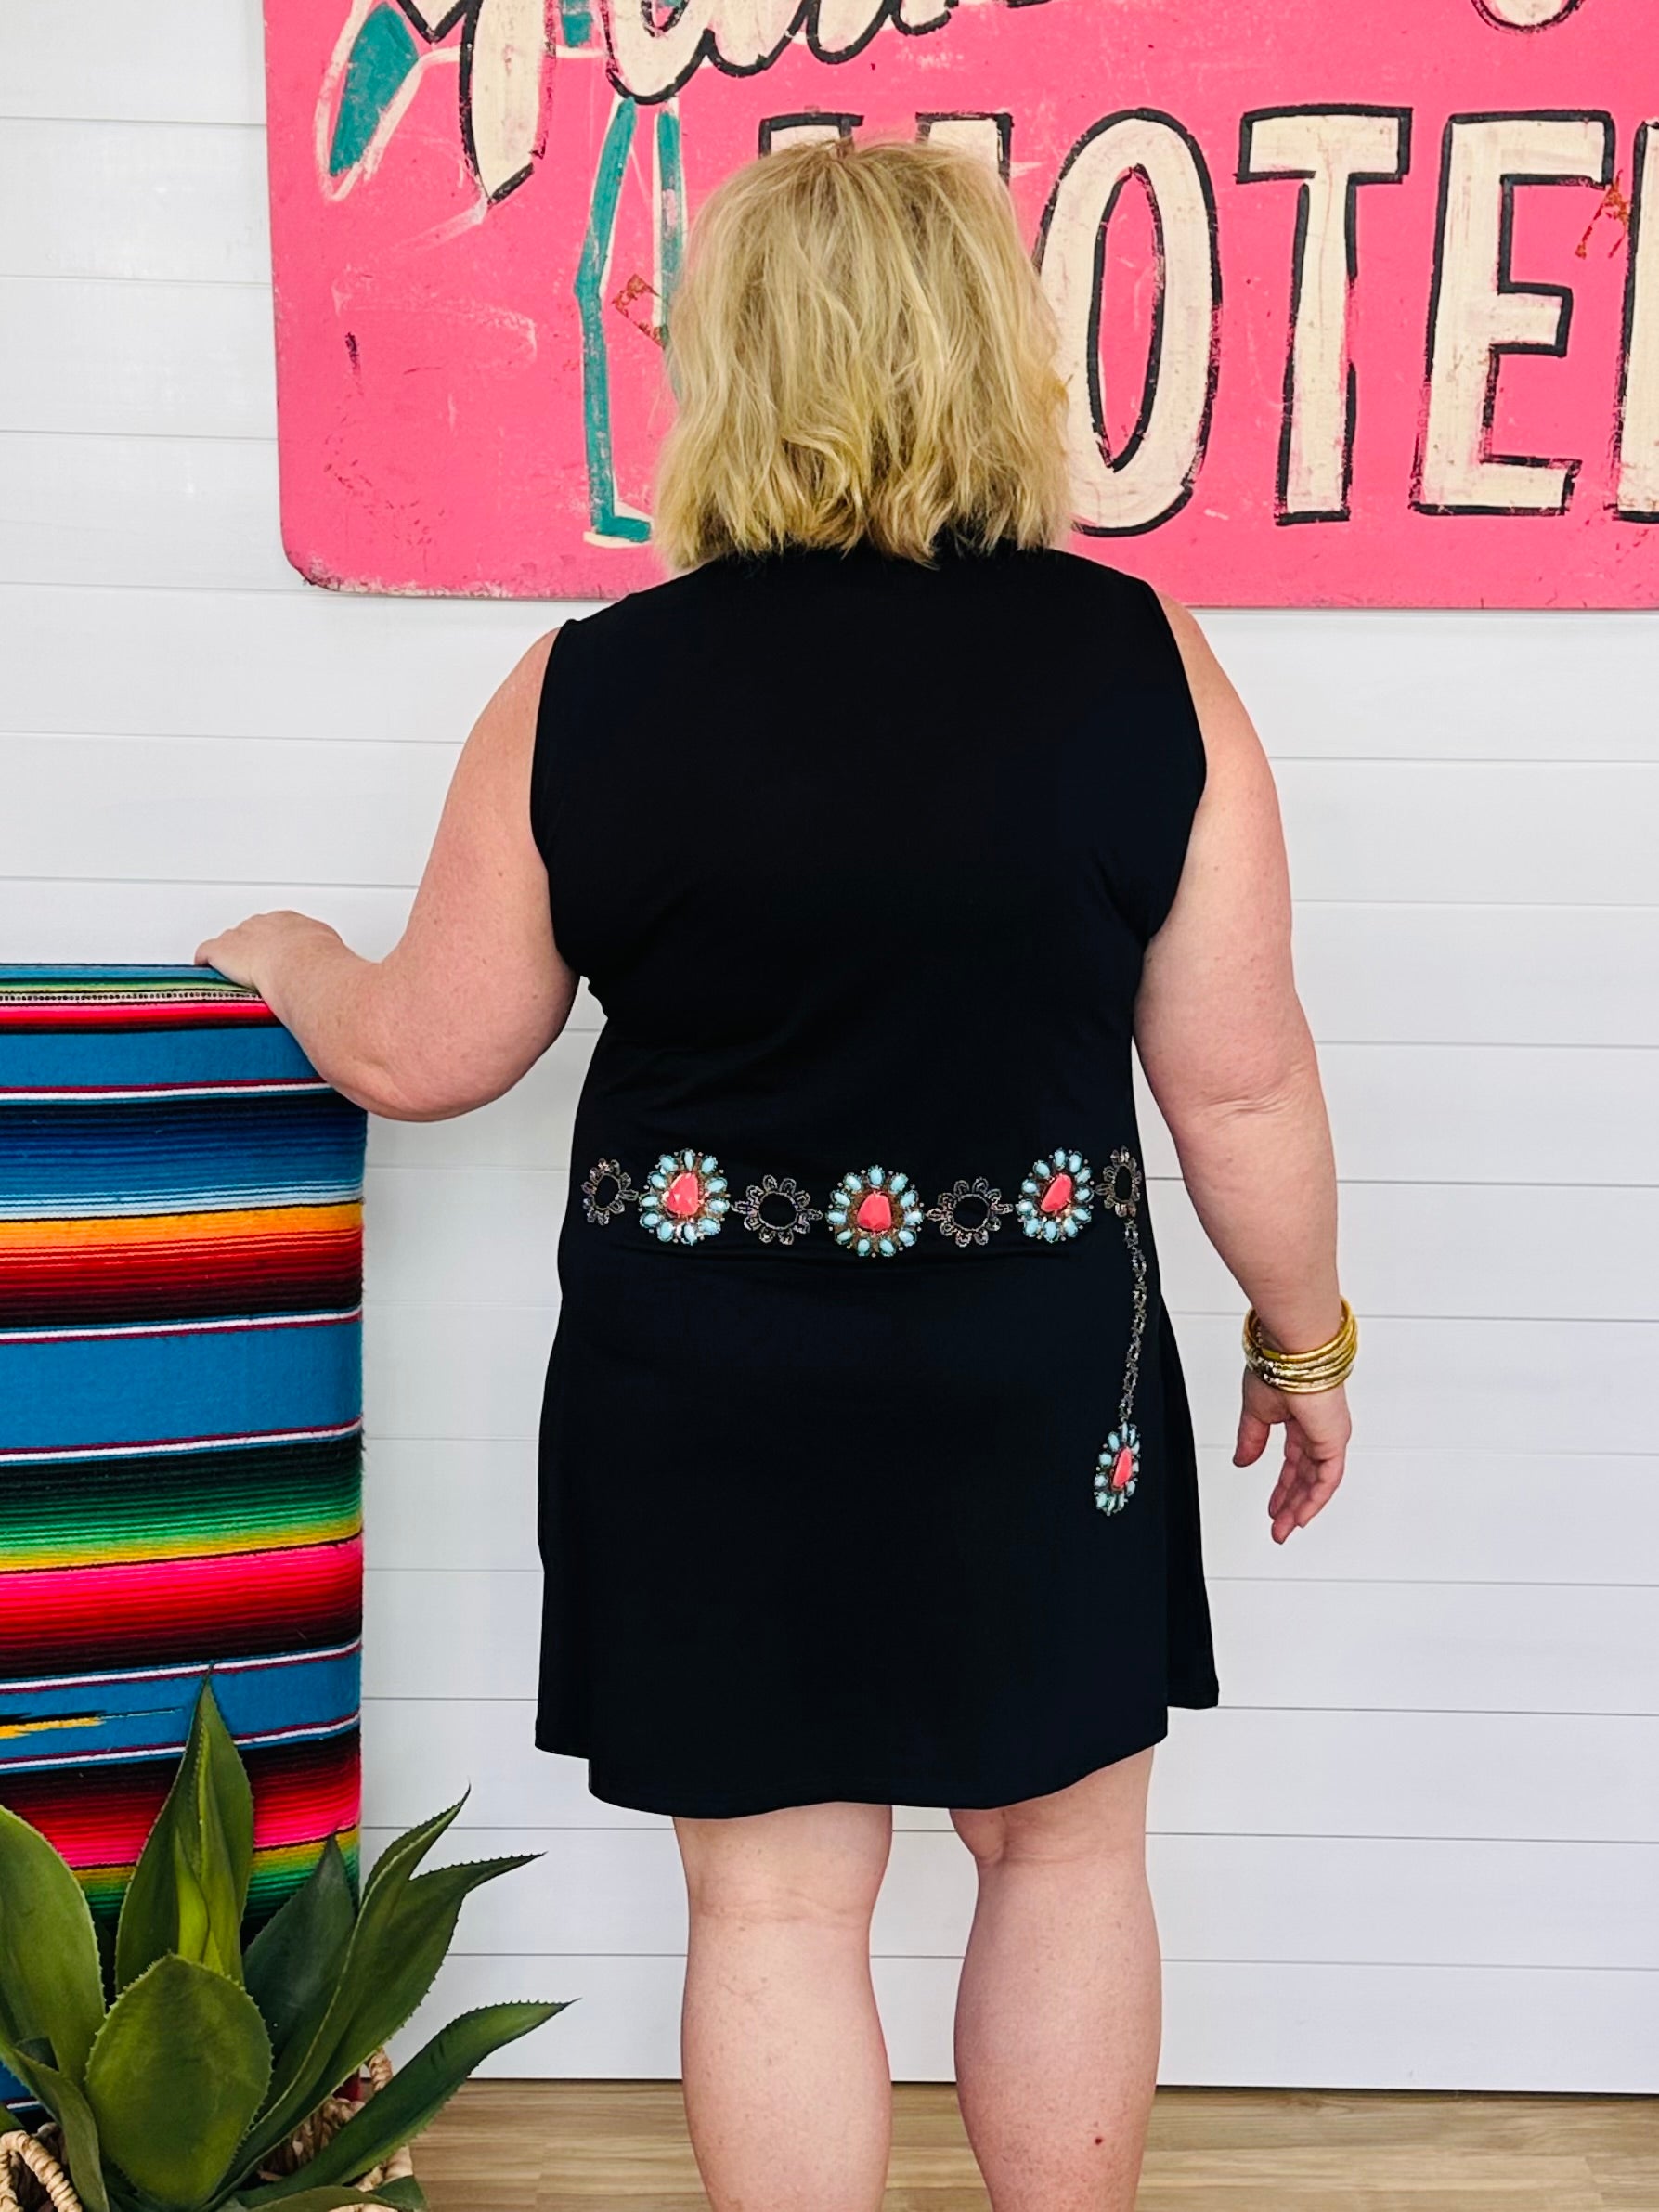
[0,2034,109,2212]
[242,1839,356,2067]
[232,1799,470,2178]
[84,1958,270,2209]
[0,1801,106,2083]
[223,2186,425,2212]
[115,1678,253,1991]
[237,2003,567,2206]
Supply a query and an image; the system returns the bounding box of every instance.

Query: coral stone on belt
[638,1149,730,1245]
[1039,1171,1074,1216]
[664,1171,703,1220]
[1017,1151,1095,1243]
[856,1189,895,1235]
[1095,1422,1141,1515]
[828,1165,925,1257]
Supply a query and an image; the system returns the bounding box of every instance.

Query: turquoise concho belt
[577,1144,1150,1518]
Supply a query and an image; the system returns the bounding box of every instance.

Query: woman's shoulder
[1028,543,1176,614]
[1002,548,1199,686]
[537,559,699,642]
[564,558,741,629]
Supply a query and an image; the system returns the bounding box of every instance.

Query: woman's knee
[950,1747,1155,1869]
[675,1798,894,1929]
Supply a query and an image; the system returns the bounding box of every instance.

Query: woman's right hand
[1235,1369,1351,1545]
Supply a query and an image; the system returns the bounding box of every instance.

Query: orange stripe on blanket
[0,1202,363,1252]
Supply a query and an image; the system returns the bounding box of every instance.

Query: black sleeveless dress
[528,538,1220,1817]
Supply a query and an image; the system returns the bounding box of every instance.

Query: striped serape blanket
[0,965,367,2005]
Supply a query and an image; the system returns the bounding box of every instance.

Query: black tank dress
[529,537,1220,1818]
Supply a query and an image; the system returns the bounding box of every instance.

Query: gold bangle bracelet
[1241,1297,1358,1394]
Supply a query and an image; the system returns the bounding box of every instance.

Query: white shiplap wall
[3,0,1656,2094]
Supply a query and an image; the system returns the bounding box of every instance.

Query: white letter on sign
[1414,111,1614,515]
[1616,122,1659,521]
[1238,108,1411,523]
[603,0,799,102]
[1473,0,1581,23]
[1037,110,1221,535]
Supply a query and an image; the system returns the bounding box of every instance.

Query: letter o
[1473,0,1583,29]
[1036,110,1221,535]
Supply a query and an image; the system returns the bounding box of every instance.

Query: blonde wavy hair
[652,136,1073,569]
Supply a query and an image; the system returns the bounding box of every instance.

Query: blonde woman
[199,139,1353,2212]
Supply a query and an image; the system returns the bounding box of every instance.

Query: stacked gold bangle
[1241,1297,1358,1393]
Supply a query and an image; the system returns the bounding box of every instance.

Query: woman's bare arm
[1134,593,1350,1540]
[194,631,577,1120]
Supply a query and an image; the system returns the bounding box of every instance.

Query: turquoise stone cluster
[826,1164,926,1258]
[1015,1149,1095,1241]
[639,1149,730,1243]
[1094,1422,1141,1514]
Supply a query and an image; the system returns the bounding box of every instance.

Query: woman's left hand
[194,911,342,996]
[1235,1366,1351,1544]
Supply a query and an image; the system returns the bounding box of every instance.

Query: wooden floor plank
[1144,2087,1654,2154]
[411,2080,1658,2209]
[1585,2150,1659,2209]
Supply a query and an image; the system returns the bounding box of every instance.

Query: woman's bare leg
[950,1748,1160,2211]
[674,1798,895,2212]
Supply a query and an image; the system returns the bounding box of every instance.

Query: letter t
[1238,108,1411,523]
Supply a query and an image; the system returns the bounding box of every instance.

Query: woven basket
[0,2051,414,2212]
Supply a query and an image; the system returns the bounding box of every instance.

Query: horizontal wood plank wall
[1,0,1653,2091]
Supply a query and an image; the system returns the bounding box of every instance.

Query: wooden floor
[416,2080,1657,2209]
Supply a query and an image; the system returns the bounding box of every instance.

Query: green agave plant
[0,1678,567,2212]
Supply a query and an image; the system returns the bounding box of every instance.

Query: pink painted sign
[262,0,1659,604]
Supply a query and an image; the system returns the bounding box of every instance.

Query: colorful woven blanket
[0,966,367,2001]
